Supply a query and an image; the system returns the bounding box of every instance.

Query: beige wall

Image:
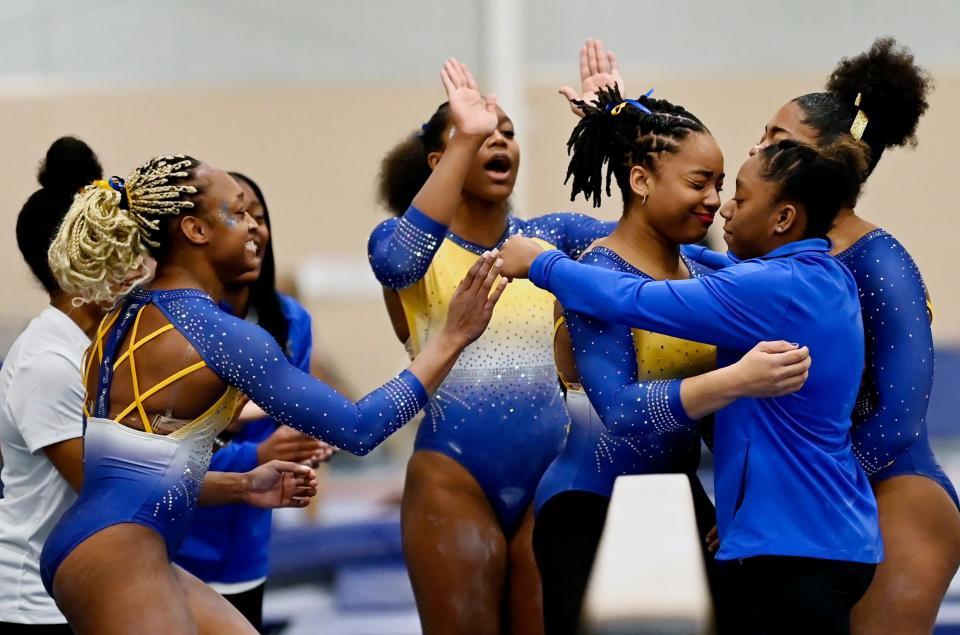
[2,73,958,393]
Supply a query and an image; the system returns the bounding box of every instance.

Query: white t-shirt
[0,306,88,624]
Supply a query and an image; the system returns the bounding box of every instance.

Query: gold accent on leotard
[86,305,223,434]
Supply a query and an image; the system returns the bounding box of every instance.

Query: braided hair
[794,37,932,174]
[758,137,870,238]
[48,154,204,306]
[565,85,709,208]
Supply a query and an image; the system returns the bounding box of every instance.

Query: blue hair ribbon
[605,88,655,115]
[108,176,126,193]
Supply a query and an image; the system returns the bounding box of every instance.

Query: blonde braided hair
[48,155,200,306]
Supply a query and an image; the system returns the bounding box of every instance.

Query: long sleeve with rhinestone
[566,307,692,437]
[843,235,934,476]
[368,206,448,289]
[523,213,616,259]
[161,297,428,456]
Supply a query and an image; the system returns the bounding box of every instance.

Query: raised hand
[498,235,546,279]
[559,38,626,117]
[244,460,318,509]
[731,341,811,398]
[442,251,508,346]
[441,58,498,138]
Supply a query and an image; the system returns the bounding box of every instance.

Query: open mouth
[483,153,513,181]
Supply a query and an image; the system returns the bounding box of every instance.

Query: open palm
[560,38,626,116]
[442,58,498,138]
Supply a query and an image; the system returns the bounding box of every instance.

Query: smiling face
[187,166,260,280]
[637,131,725,245]
[231,177,269,284]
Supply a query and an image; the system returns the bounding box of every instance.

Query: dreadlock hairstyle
[228,172,289,354]
[378,102,451,216]
[17,137,103,294]
[757,137,870,238]
[794,37,932,174]
[565,84,709,209]
[48,154,204,306]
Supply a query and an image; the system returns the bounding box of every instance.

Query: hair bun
[826,37,932,151]
[37,136,103,193]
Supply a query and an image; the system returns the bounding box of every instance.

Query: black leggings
[532,475,717,635]
[714,556,876,635]
[222,582,265,633]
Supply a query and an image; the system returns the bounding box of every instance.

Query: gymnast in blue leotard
[38,60,507,635]
[369,65,615,633]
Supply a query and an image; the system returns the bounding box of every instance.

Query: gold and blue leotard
[40,287,428,594]
[535,247,716,512]
[368,206,614,532]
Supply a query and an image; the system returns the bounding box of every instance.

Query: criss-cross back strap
[110,306,209,433]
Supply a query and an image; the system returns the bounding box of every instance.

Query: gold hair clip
[850,93,869,141]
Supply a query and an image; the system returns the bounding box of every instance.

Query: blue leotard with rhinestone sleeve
[40,287,427,594]
[368,206,614,533]
[534,247,716,513]
[836,230,958,506]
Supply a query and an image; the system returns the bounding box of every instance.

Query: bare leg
[851,475,960,635]
[53,524,197,635]
[507,505,545,635]
[402,450,508,635]
[173,565,258,635]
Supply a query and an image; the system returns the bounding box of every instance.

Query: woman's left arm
[848,240,934,476]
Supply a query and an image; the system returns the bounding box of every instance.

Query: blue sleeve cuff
[529,249,569,289]
[403,205,449,237]
[397,369,430,411]
[668,379,697,431]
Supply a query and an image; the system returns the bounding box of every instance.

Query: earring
[641,193,648,207]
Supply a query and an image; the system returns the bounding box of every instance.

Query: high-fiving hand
[443,250,509,346]
[442,58,499,139]
[559,38,626,117]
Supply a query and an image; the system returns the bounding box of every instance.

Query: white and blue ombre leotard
[40,287,427,594]
[368,206,614,533]
[529,239,882,564]
[534,248,716,513]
